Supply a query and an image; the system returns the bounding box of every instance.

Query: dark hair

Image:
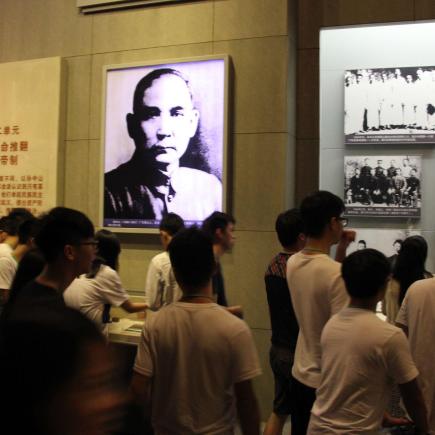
[6,249,46,311]
[300,191,345,237]
[0,216,8,232]
[132,68,211,173]
[0,307,104,435]
[35,207,94,263]
[1,208,34,236]
[358,240,366,246]
[159,213,185,236]
[168,227,215,290]
[202,212,236,243]
[342,249,390,299]
[87,230,121,278]
[7,207,34,222]
[275,209,304,248]
[393,235,428,304]
[17,217,39,245]
[393,239,403,246]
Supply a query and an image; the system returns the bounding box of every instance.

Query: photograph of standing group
[344,155,422,217]
[344,66,435,144]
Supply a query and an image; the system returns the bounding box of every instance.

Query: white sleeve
[329,273,349,316]
[97,267,129,307]
[0,257,16,289]
[144,257,162,309]
[230,323,262,384]
[384,330,419,385]
[133,320,154,377]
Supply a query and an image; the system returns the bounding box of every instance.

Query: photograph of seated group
[344,155,422,218]
[101,56,229,231]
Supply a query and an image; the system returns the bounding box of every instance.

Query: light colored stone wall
[0,0,297,419]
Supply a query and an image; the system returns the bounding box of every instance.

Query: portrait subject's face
[134,74,199,167]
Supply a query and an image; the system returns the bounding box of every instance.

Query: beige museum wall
[0,0,297,419]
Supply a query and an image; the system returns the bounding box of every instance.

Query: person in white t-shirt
[144,213,184,309]
[64,229,148,337]
[397,277,435,434]
[131,227,261,435]
[308,249,428,434]
[0,208,34,258]
[0,217,38,305]
[286,190,354,434]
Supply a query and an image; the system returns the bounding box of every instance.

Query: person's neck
[3,236,18,250]
[303,237,332,255]
[282,242,302,255]
[180,282,215,303]
[348,297,378,312]
[213,243,226,260]
[36,263,77,294]
[12,244,29,262]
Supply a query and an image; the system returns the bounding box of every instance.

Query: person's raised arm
[335,229,356,263]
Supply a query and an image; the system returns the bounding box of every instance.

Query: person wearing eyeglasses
[64,229,148,337]
[1,207,96,320]
[286,191,354,434]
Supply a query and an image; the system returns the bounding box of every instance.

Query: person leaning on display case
[104,68,222,222]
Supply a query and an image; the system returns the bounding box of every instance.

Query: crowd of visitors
[0,192,433,434]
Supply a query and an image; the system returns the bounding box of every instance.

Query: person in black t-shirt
[264,209,306,435]
[2,207,96,320]
[202,211,242,317]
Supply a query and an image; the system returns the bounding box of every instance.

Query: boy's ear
[64,244,75,261]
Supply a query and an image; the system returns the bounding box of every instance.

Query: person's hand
[226,305,243,318]
[382,411,412,427]
[335,229,356,263]
[339,229,356,247]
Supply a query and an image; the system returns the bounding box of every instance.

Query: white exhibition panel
[0,57,65,217]
[319,22,435,270]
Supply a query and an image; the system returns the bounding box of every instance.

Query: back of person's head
[393,235,428,304]
[95,229,121,271]
[300,190,345,238]
[159,213,185,236]
[17,217,39,245]
[201,211,235,243]
[168,227,215,291]
[7,207,33,223]
[0,216,7,232]
[342,249,390,299]
[35,207,94,263]
[3,208,34,236]
[6,249,46,311]
[275,208,305,248]
[0,306,124,435]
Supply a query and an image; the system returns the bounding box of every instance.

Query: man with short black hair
[132,228,261,435]
[308,249,428,434]
[4,207,96,315]
[286,191,354,434]
[144,212,185,309]
[264,209,305,435]
[201,211,236,307]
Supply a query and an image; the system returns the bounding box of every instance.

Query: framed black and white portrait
[344,66,435,145]
[100,55,230,232]
[344,155,422,218]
